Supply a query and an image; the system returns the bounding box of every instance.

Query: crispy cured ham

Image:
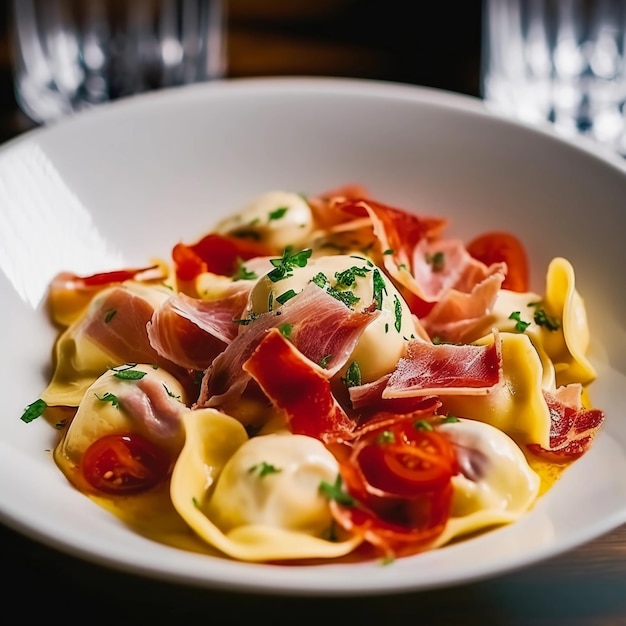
[243,328,356,443]
[381,334,503,398]
[73,283,186,375]
[527,385,605,462]
[420,267,507,344]
[147,285,251,371]
[197,282,380,408]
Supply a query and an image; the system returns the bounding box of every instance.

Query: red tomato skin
[466,231,529,292]
[81,434,171,495]
[355,425,457,497]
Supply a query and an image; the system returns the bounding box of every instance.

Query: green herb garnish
[111,364,147,380]
[94,392,120,408]
[532,306,561,331]
[509,311,531,332]
[232,257,258,281]
[268,206,288,221]
[334,265,370,288]
[372,268,387,311]
[267,247,312,282]
[393,295,402,332]
[278,322,292,337]
[21,398,47,423]
[327,287,360,308]
[249,461,282,477]
[377,430,395,444]
[344,360,361,388]
[276,289,297,305]
[426,251,445,272]
[319,475,355,507]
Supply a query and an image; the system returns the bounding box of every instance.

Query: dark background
[0,0,484,141]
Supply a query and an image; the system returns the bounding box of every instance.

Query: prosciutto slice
[526,385,605,462]
[382,334,502,398]
[76,284,185,376]
[420,266,507,344]
[117,372,188,446]
[243,328,355,442]
[147,284,251,371]
[196,282,380,408]
[348,373,441,417]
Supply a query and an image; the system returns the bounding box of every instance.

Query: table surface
[2,2,626,624]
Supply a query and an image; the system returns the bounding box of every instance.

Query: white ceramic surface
[1,77,626,596]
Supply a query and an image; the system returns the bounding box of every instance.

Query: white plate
[1,77,626,596]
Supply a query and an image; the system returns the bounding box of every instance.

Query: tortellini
[55,364,188,486]
[475,257,596,390]
[246,254,418,383]
[432,418,541,547]
[170,409,362,562]
[42,281,174,407]
[214,190,314,250]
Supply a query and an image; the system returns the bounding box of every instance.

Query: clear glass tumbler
[481,0,626,155]
[9,0,226,125]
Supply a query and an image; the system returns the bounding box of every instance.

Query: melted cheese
[214,190,314,251]
[432,418,541,547]
[246,254,416,382]
[170,409,362,561]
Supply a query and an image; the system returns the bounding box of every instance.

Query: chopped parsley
[327,286,360,308]
[440,415,460,424]
[232,257,257,281]
[311,272,328,288]
[344,360,361,388]
[425,250,445,272]
[334,265,370,288]
[530,303,561,331]
[393,294,402,332]
[278,322,292,337]
[111,364,147,380]
[267,247,312,282]
[163,385,181,400]
[383,249,394,255]
[233,314,258,326]
[276,289,297,305]
[377,430,395,444]
[268,206,288,221]
[319,354,332,369]
[20,398,47,423]
[509,311,531,332]
[248,461,282,477]
[372,268,387,311]
[104,309,117,324]
[319,475,355,507]
[94,391,120,408]
[414,419,434,431]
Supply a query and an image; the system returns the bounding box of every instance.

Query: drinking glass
[481,0,626,155]
[9,0,226,125]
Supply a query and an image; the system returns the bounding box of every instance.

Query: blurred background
[0,0,484,142]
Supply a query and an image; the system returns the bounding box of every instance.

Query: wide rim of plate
[2,76,626,597]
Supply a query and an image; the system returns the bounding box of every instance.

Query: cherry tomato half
[356,422,458,497]
[466,231,529,292]
[81,434,171,495]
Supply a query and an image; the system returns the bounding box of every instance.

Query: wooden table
[2,2,626,623]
